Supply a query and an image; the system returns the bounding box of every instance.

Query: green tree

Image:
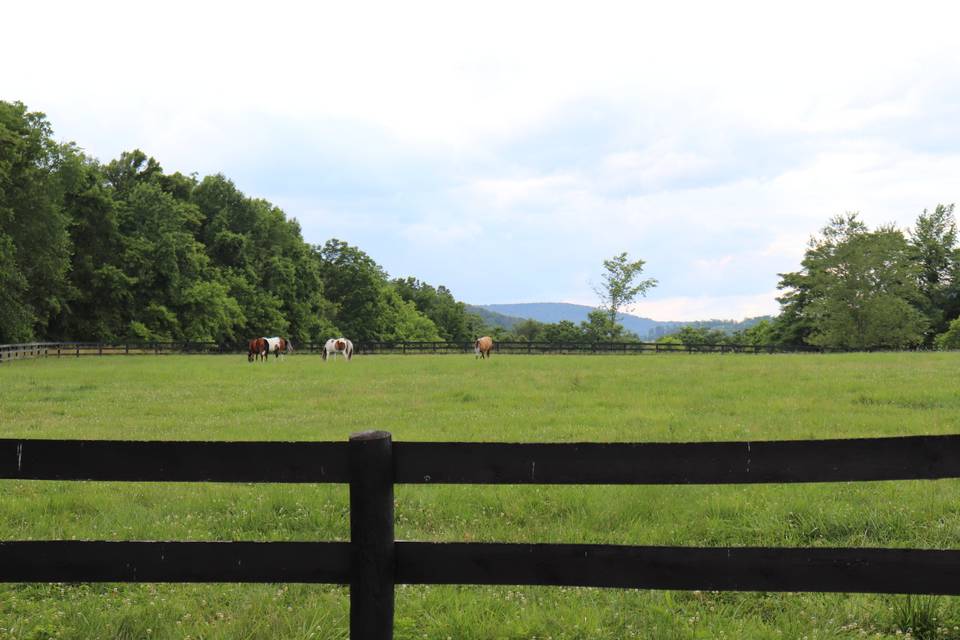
[660,326,728,346]
[777,214,927,350]
[376,287,442,341]
[316,239,388,341]
[0,101,72,341]
[392,277,474,341]
[935,317,960,349]
[542,320,584,343]
[731,319,775,346]
[593,252,656,339]
[909,204,958,343]
[118,181,210,340]
[511,318,546,342]
[179,280,246,342]
[104,149,163,196]
[51,150,133,340]
[580,309,625,342]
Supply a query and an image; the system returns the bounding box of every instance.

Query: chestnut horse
[475,336,494,359]
[323,337,353,361]
[248,337,267,362]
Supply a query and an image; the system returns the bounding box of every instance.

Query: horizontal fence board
[0,541,350,583]
[0,440,349,483]
[394,435,960,484]
[5,435,960,485]
[7,540,959,594]
[396,542,960,594]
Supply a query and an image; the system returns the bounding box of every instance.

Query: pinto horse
[248,337,267,362]
[475,336,494,359]
[323,337,353,361]
[265,336,293,360]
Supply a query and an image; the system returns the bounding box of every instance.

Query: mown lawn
[2,352,960,639]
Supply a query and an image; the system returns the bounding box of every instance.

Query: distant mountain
[464,305,526,330]
[475,303,771,340]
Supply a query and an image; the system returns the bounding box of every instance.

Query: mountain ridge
[470,302,770,340]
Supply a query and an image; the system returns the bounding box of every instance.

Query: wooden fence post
[349,430,395,640]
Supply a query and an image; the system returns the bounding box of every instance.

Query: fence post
[349,430,395,640]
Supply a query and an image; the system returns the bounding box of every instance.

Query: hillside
[477,303,770,340]
[464,305,526,329]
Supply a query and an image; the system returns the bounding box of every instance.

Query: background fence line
[1,339,832,363]
[3,432,960,639]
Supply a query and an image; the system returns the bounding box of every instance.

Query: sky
[4,1,960,320]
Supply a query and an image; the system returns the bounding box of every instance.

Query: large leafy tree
[316,239,389,342]
[0,101,72,341]
[777,214,927,350]
[48,150,133,340]
[909,204,958,343]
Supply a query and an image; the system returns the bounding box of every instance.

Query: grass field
[2,352,960,639]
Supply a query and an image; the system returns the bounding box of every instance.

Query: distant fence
[0,341,227,363]
[4,432,960,638]
[0,340,825,363]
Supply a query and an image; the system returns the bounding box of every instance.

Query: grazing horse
[248,337,267,362]
[323,337,353,361]
[475,336,494,359]
[265,336,293,360]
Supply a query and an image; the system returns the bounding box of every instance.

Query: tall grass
[2,353,960,639]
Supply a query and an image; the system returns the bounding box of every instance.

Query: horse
[265,336,293,360]
[475,336,494,359]
[247,337,267,362]
[323,337,353,361]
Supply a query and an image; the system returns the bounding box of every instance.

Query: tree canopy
[0,101,470,345]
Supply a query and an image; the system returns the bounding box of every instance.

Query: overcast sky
[5,1,959,320]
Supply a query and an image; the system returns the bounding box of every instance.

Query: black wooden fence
[1,340,825,363]
[4,433,960,638]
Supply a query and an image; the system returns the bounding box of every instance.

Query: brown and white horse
[475,336,494,359]
[323,337,353,361]
[265,336,293,360]
[248,337,267,362]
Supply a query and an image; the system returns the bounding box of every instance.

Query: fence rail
[3,432,960,638]
[1,340,826,363]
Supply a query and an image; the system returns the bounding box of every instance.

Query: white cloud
[692,256,735,271]
[628,292,781,322]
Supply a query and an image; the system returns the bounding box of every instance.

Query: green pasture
[2,353,960,639]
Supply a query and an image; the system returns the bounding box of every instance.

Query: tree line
[3,100,957,351]
[0,101,486,346]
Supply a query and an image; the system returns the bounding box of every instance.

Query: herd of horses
[246,336,495,361]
